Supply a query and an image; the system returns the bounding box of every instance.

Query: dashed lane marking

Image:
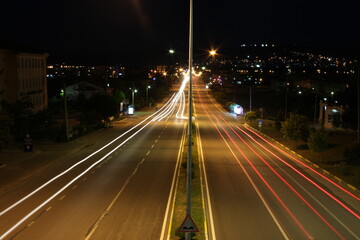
[27,221,35,227]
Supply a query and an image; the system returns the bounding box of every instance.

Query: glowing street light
[209,50,216,56]
[131,89,137,106]
[146,85,151,107]
[169,49,175,54]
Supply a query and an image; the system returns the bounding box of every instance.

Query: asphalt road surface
[194,77,360,240]
[0,91,186,240]
[1,76,359,240]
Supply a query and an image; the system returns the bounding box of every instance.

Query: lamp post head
[209,50,216,56]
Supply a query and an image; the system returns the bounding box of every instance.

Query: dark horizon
[2,0,360,66]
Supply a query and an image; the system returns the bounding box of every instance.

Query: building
[319,100,344,129]
[0,44,48,112]
[65,81,106,102]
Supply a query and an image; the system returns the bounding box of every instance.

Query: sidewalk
[0,129,105,195]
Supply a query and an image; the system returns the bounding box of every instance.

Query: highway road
[1,73,359,240]
[0,89,188,240]
[194,78,360,239]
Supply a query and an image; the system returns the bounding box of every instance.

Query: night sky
[1,0,359,64]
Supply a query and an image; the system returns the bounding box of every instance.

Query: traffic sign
[177,215,199,233]
[258,119,263,127]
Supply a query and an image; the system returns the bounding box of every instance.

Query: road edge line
[160,123,187,240]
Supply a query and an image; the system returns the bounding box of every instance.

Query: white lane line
[196,122,215,240]
[244,132,360,239]
[0,95,174,218]
[0,85,185,240]
[160,124,187,240]
[146,151,151,156]
[27,221,35,227]
[84,157,145,240]
[0,114,158,240]
[216,126,290,240]
[59,195,66,201]
[72,185,78,190]
[151,144,155,149]
[46,207,52,212]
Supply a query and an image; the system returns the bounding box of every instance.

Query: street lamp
[146,85,151,107]
[169,49,175,54]
[209,50,216,56]
[185,0,194,240]
[131,89,137,106]
[60,87,69,141]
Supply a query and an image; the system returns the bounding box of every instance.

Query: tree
[308,129,328,162]
[1,97,34,140]
[113,89,126,105]
[80,94,118,127]
[244,111,257,123]
[281,113,309,147]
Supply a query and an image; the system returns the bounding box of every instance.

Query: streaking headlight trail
[0,72,198,240]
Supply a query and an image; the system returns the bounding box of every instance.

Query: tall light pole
[314,83,318,126]
[249,84,252,111]
[186,0,193,239]
[146,85,151,107]
[131,89,137,106]
[357,61,360,144]
[61,85,69,141]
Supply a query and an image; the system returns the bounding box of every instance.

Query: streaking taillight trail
[194,77,359,239]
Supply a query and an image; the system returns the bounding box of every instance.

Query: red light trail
[194,78,359,239]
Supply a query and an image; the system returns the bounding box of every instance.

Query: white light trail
[0,70,199,239]
[0,92,184,240]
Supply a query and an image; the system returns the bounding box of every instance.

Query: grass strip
[169,123,206,240]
